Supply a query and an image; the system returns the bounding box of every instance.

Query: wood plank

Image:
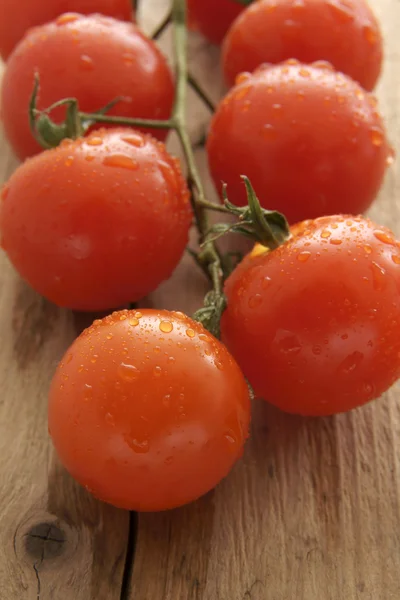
[129,0,400,598]
[0,88,129,600]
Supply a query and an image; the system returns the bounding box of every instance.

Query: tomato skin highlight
[1,14,174,160]
[207,62,390,225]
[223,0,383,91]
[48,309,251,511]
[221,215,400,416]
[0,129,192,311]
[187,0,244,45]
[0,0,133,61]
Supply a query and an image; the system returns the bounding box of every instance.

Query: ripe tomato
[223,0,382,90]
[187,0,245,45]
[48,309,251,511]
[0,0,133,61]
[221,215,400,416]
[207,62,391,225]
[1,14,174,160]
[0,129,192,311]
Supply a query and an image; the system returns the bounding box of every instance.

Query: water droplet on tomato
[80,55,94,70]
[85,154,95,162]
[118,363,139,381]
[160,320,173,333]
[153,366,162,377]
[338,351,364,374]
[168,356,176,364]
[65,156,74,167]
[363,24,378,44]
[186,328,195,338]
[90,354,98,364]
[262,124,276,140]
[248,294,262,308]
[127,437,150,454]
[276,332,302,355]
[391,254,400,265]
[83,384,93,401]
[86,136,103,146]
[236,85,251,101]
[370,261,386,291]
[373,230,394,245]
[57,13,80,25]
[122,134,145,148]
[122,53,135,66]
[370,127,384,147]
[297,251,311,262]
[103,154,139,171]
[128,318,139,327]
[235,72,251,85]
[262,276,272,289]
[165,456,173,465]
[363,244,372,254]
[105,412,115,426]
[321,230,331,239]
[312,345,322,355]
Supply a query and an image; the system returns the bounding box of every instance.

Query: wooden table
[1,1,399,598]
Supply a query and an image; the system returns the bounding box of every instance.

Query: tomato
[207,61,391,225]
[222,0,382,90]
[187,0,245,45]
[0,129,192,311]
[48,309,251,511]
[0,0,133,61]
[1,14,174,160]
[221,215,400,416]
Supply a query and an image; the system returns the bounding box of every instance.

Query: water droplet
[168,356,176,364]
[363,244,372,254]
[105,412,115,426]
[224,431,237,446]
[122,52,135,66]
[129,318,139,327]
[199,334,210,342]
[236,85,251,100]
[338,351,364,374]
[312,345,322,355]
[297,251,311,262]
[262,124,276,140]
[276,332,302,355]
[103,154,139,171]
[85,154,95,162]
[186,328,195,338]
[363,24,378,44]
[65,156,74,167]
[235,72,251,85]
[83,384,93,401]
[118,363,139,381]
[66,353,73,364]
[90,354,98,364]
[135,311,143,319]
[86,136,103,146]
[57,13,80,25]
[370,127,384,147]
[80,55,94,70]
[160,320,173,333]
[262,276,272,289]
[153,366,162,377]
[122,134,145,148]
[299,68,311,78]
[321,230,331,239]
[373,230,394,245]
[127,437,150,454]
[248,294,262,308]
[391,254,400,265]
[341,333,348,340]
[163,394,171,407]
[215,360,224,371]
[164,456,173,465]
[370,261,386,290]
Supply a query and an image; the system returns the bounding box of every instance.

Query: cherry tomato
[187,0,245,45]
[223,0,382,90]
[207,62,391,225]
[221,215,400,416]
[48,309,251,511]
[1,14,174,160]
[0,0,133,61]
[0,129,192,311]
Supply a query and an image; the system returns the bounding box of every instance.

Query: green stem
[78,112,172,129]
[187,73,215,113]
[171,0,223,296]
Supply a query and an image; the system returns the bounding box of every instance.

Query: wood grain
[0,0,399,599]
[129,0,400,599]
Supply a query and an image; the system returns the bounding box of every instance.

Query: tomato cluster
[0,0,398,512]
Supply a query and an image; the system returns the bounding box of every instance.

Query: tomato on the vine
[1,14,174,160]
[187,0,245,45]
[0,129,192,311]
[48,309,251,511]
[221,215,400,416]
[207,61,391,225]
[0,0,133,61]
[223,0,382,90]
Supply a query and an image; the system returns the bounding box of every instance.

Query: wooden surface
[0,0,399,598]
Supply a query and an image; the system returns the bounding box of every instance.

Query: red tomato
[221,215,400,416]
[1,14,174,160]
[207,62,391,225]
[0,129,192,311]
[0,0,133,61]
[187,0,245,45]
[48,309,251,511]
[223,0,382,90]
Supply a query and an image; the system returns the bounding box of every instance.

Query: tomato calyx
[206,176,291,250]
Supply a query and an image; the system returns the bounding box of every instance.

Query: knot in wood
[25,522,66,560]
